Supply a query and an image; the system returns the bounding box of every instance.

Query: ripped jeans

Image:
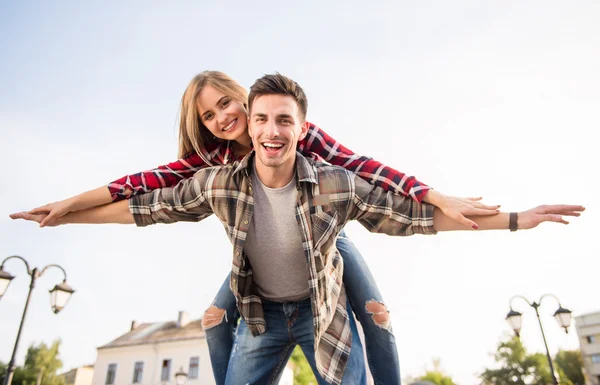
[202,231,401,385]
[225,298,366,385]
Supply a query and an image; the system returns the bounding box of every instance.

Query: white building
[91,311,293,385]
[575,311,600,385]
[60,365,94,385]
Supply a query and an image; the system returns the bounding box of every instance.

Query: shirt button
[235,251,240,256]
[243,220,249,225]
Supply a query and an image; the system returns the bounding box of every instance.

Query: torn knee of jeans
[201,305,227,330]
[365,300,392,331]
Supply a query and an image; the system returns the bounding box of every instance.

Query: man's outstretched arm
[11,172,215,227]
[349,175,584,234]
[10,200,135,225]
[433,205,584,232]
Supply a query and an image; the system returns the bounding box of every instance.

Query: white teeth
[263,143,283,148]
[222,119,236,132]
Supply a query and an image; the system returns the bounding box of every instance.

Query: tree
[289,346,317,385]
[11,340,65,385]
[418,359,458,385]
[1,361,7,384]
[480,336,573,385]
[555,350,585,385]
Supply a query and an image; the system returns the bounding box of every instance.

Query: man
[11,73,584,385]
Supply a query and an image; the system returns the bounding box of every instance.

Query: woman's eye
[204,114,213,121]
[222,99,230,107]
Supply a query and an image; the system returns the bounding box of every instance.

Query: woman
[25,71,498,384]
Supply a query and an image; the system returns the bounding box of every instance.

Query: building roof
[99,319,205,350]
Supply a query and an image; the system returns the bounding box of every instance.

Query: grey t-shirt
[243,170,310,302]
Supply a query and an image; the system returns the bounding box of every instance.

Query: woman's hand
[25,199,75,227]
[424,190,500,229]
[10,211,53,226]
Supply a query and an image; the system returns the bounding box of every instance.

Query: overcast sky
[1,1,598,384]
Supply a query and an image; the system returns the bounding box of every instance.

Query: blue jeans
[225,298,366,385]
[204,231,400,385]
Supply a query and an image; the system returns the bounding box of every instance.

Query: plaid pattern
[129,152,436,384]
[108,123,430,203]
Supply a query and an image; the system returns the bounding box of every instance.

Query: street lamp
[0,256,75,385]
[505,294,572,385]
[174,367,188,385]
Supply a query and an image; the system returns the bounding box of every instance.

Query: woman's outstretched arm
[299,122,500,229]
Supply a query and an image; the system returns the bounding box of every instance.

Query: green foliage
[11,340,65,385]
[555,350,585,385]
[418,359,458,385]
[1,361,8,384]
[289,346,317,385]
[420,370,458,385]
[480,336,582,385]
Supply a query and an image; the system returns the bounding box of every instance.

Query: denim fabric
[205,273,239,385]
[204,232,400,385]
[337,231,401,384]
[225,298,366,385]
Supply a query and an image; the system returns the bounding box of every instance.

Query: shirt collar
[233,151,318,185]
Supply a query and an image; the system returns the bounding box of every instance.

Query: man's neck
[254,159,296,189]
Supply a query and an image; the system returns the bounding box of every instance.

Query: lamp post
[0,256,75,385]
[505,294,572,385]
[174,367,188,385]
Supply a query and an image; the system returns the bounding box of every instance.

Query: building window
[105,364,117,385]
[133,361,144,383]
[587,335,597,343]
[592,354,600,364]
[189,357,199,379]
[161,359,171,381]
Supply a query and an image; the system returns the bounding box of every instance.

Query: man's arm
[348,175,584,235]
[10,200,134,225]
[433,205,584,231]
[10,170,217,227]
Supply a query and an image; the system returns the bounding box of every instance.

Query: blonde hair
[178,71,248,158]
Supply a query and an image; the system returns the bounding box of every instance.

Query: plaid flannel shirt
[129,152,436,384]
[109,123,430,203]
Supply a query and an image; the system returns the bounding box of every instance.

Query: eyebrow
[201,96,229,119]
[251,113,295,120]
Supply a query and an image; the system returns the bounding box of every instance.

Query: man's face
[248,94,308,171]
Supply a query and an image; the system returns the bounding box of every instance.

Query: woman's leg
[201,273,239,385]
[337,230,401,385]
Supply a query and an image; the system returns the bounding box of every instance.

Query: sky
[0,1,598,384]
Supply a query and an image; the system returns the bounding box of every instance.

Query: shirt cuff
[128,196,155,227]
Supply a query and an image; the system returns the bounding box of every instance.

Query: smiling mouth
[222,119,237,132]
[262,142,285,154]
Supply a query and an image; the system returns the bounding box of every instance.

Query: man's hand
[425,190,500,229]
[25,199,74,227]
[10,211,54,226]
[517,205,585,229]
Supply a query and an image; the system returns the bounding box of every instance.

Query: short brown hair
[248,73,308,121]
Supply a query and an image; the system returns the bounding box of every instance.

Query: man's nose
[264,120,280,137]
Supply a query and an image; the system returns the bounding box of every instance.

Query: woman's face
[196,85,248,142]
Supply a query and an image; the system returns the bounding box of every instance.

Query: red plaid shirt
[108,123,430,202]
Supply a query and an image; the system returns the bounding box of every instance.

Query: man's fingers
[541,205,585,214]
[541,214,568,224]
